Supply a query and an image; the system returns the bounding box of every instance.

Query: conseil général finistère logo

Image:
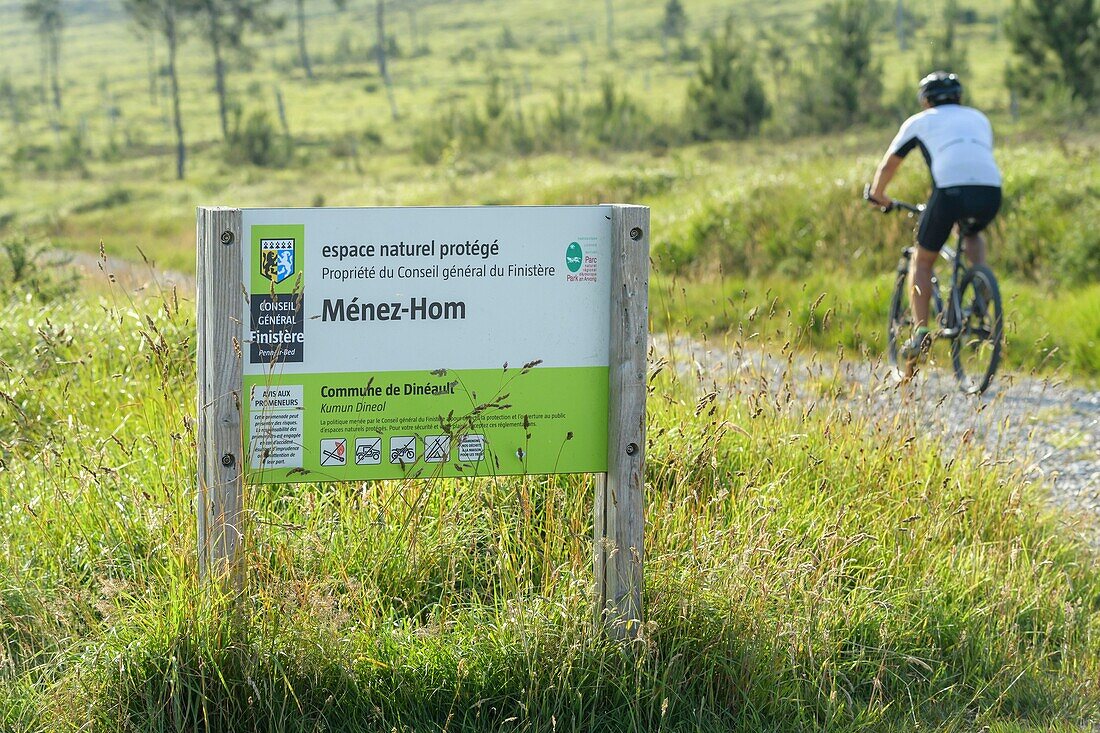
[250,224,305,364]
[260,238,295,284]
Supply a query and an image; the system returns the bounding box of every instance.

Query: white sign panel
[241,206,614,482]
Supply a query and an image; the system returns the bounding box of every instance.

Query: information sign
[196,204,648,638]
[241,207,612,482]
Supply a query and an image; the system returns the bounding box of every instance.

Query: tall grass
[650,272,1100,380]
[659,141,1100,287]
[0,265,1097,731]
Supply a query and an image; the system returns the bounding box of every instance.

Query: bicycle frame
[864,185,970,342]
[938,237,966,339]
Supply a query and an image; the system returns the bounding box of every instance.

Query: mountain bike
[863,185,1004,395]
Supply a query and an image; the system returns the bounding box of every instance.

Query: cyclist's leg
[963,232,986,266]
[909,246,938,328]
[912,187,954,329]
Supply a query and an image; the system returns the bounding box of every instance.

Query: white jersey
[888,104,1002,188]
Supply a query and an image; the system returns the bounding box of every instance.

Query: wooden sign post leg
[595,204,649,640]
[196,206,245,585]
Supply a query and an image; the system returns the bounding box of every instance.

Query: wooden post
[595,204,649,639]
[196,207,245,583]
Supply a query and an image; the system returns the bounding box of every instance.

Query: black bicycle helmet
[918,71,963,105]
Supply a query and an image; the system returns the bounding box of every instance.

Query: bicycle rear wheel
[951,264,1003,395]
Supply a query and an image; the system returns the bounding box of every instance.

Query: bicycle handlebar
[863,184,924,215]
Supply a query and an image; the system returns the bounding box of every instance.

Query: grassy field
[1,0,1096,384]
[0,0,1019,155]
[1,1,1099,730]
[0,275,1097,731]
[4,123,1097,379]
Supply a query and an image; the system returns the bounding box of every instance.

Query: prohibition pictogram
[389,436,416,465]
[355,437,382,465]
[424,435,450,463]
[320,438,346,466]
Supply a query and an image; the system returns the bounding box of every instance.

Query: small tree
[895,0,907,50]
[605,0,615,57]
[0,70,26,132]
[1005,0,1098,106]
[685,18,771,140]
[227,108,291,167]
[894,1,927,51]
[295,0,347,80]
[659,0,688,61]
[794,0,884,132]
[199,0,282,140]
[123,0,197,179]
[583,76,658,150]
[23,0,63,112]
[661,0,687,40]
[763,29,791,104]
[919,0,969,81]
[375,0,400,120]
[407,1,422,54]
[146,36,158,104]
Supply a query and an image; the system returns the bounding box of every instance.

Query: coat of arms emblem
[260,238,295,284]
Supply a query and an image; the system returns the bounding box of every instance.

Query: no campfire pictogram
[320,438,346,466]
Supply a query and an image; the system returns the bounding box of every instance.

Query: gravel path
[653,334,1100,542]
[60,249,196,292]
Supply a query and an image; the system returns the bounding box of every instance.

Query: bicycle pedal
[940,328,959,338]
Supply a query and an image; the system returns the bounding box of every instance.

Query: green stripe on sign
[244,366,609,483]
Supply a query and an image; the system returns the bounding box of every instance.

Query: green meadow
[1,280,1097,731]
[1,0,1099,730]
[1,0,1096,376]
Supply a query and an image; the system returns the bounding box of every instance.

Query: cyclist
[867,71,1002,365]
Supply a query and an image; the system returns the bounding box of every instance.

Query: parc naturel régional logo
[251,224,305,295]
[565,241,583,273]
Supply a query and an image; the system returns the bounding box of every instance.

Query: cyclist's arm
[869,153,904,206]
[870,113,922,206]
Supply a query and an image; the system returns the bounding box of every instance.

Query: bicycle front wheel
[886,268,911,376]
[951,264,1003,395]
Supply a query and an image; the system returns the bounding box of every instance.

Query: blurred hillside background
[0,0,1097,372]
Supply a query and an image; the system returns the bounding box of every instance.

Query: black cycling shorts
[917,185,1002,252]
